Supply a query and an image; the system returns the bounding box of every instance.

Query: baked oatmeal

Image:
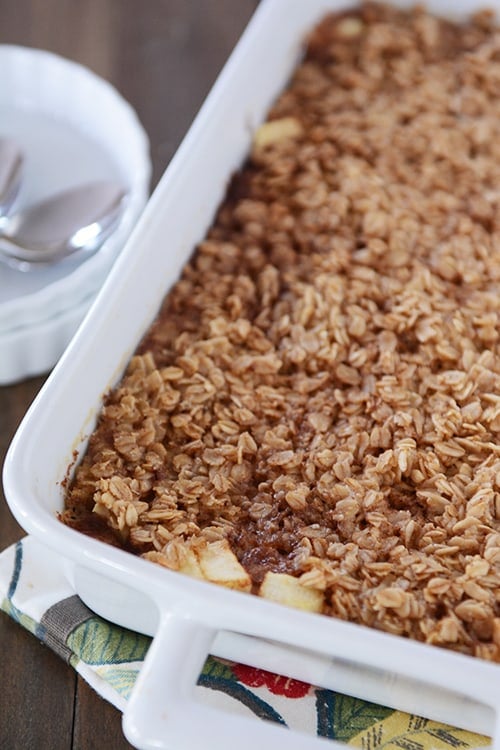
[62,2,500,661]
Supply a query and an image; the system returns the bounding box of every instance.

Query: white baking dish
[3,1,500,748]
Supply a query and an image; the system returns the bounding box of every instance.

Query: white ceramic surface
[0,44,150,382]
[0,294,94,385]
[3,2,500,749]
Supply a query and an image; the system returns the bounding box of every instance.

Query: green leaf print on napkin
[201,655,235,680]
[316,690,395,742]
[66,617,151,665]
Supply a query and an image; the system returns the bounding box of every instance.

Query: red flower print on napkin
[233,664,311,698]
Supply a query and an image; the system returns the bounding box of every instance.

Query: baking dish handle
[122,610,348,750]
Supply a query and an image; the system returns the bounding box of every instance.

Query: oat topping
[62,3,500,661]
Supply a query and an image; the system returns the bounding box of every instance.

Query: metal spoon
[0,137,23,217]
[0,180,127,267]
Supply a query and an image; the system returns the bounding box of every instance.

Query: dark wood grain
[0,614,75,750]
[72,677,134,750]
[0,2,258,748]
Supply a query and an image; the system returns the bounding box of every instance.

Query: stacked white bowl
[0,45,151,384]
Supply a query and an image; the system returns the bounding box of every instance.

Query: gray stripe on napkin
[39,595,93,663]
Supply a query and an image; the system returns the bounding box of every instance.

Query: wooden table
[0,2,258,746]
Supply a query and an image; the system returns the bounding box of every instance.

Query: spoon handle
[0,138,23,216]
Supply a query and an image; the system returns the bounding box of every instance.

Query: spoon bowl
[0,180,127,268]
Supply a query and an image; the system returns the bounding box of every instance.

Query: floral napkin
[0,536,491,749]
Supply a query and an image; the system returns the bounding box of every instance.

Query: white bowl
[0,294,93,385]
[0,44,151,380]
